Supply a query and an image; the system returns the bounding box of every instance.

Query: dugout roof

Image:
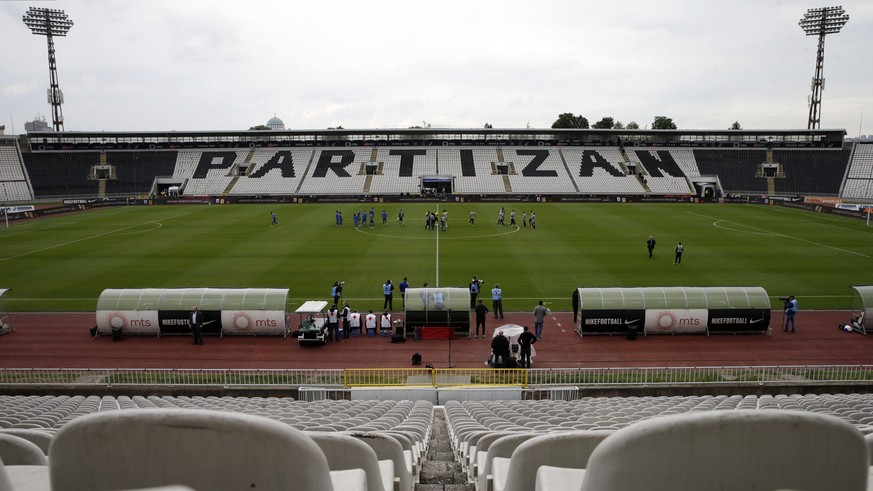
[575,286,770,310]
[96,288,289,312]
[404,287,470,312]
[851,286,873,312]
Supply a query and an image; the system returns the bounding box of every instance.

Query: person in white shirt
[432,290,445,310]
[380,311,392,336]
[327,305,339,342]
[341,302,351,339]
[348,309,362,336]
[365,310,377,336]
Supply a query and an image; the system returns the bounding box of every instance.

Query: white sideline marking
[1,213,190,261]
[688,211,872,259]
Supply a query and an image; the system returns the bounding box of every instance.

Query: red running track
[1,311,871,370]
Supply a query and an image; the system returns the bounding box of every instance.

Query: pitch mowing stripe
[688,211,872,259]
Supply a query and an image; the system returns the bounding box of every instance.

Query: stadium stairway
[417,407,474,491]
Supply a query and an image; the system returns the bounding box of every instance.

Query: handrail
[2,365,872,388]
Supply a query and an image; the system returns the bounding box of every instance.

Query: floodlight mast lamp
[799,6,848,130]
[22,7,74,132]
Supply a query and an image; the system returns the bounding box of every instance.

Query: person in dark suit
[190,306,204,345]
[474,299,489,338]
[490,330,510,368]
[646,235,656,259]
[517,326,538,368]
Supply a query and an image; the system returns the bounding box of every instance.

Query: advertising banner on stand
[644,309,709,334]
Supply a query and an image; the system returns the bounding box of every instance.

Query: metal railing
[0,368,345,387]
[343,368,530,387]
[526,365,873,386]
[1,365,872,388]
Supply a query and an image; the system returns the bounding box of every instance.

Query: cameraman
[782,295,798,333]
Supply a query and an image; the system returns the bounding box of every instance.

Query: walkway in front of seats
[1,311,870,369]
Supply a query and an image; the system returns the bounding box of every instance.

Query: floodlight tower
[799,6,849,130]
[22,7,74,132]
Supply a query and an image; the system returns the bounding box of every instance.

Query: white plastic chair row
[46,408,357,491]
[513,410,870,491]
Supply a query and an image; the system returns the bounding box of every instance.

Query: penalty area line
[687,211,872,259]
[1,213,191,261]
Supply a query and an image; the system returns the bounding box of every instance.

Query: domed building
[266,115,285,130]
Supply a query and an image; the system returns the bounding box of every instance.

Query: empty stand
[629,149,696,194]
[580,410,869,491]
[0,433,47,466]
[11,143,859,198]
[693,148,768,195]
[0,430,51,456]
[297,148,374,195]
[49,408,337,491]
[439,147,508,194]
[494,430,612,491]
[307,432,392,491]
[175,150,245,195]
[562,148,645,194]
[3,393,873,490]
[228,149,313,195]
[22,152,101,199]
[105,150,178,196]
[773,148,852,196]
[0,145,32,201]
[367,148,438,195]
[503,147,577,194]
[844,143,873,199]
[352,432,415,491]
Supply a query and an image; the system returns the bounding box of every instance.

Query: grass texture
[1,202,871,312]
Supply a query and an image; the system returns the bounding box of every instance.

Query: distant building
[0,125,5,135]
[266,115,285,130]
[25,117,51,133]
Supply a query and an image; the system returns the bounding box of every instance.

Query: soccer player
[270,211,278,226]
[469,210,476,226]
[398,209,405,226]
[510,210,517,227]
[381,209,388,225]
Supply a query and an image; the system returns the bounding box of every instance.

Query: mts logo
[255,319,277,327]
[129,319,152,327]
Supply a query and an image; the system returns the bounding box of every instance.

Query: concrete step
[416,407,474,491]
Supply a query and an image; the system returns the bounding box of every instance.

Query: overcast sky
[1,0,871,135]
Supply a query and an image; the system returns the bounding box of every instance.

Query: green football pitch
[1,202,871,312]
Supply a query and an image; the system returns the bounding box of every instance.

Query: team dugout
[574,286,771,337]
[95,288,290,337]
[403,287,471,337]
[848,285,872,334]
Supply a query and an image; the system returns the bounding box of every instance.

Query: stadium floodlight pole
[798,6,849,130]
[23,7,74,132]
